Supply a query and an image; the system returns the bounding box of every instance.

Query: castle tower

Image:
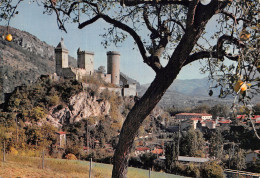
[55,38,69,76]
[107,51,120,85]
[77,48,94,75]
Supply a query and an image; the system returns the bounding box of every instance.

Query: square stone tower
[77,48,94,75]
[55,38,68,76]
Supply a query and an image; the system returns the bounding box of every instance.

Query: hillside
[0,25,76,103]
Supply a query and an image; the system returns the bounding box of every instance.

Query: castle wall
[99,87,122,96]
[107,51,120,85]
[61,68,76,79]
[71,68,89,80]
[100,73,112,83]
[122,84,136,96]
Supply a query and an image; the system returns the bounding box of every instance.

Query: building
[158,156,210,163]
[54,38,137,96]
[245,150,260,163]
[151,148,163,155]
[175,113,212,121]
[135,147,150,156]
[56,131,66,148]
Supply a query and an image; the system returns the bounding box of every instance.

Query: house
[205,120,216,129]
[190,118,202,129]
[135,147,150,156]
[245,150,260,163]
[56,131,66,148]
[218,119,232,126]
[151,148,163,155]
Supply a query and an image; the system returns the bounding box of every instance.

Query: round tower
[107,51,120,85]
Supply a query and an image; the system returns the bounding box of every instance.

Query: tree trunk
[111,30,200,178]
[111,2,228,177]
[112,72,179,177]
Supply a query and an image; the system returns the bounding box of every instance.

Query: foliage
[185,163,200,178]
[9,146,18,155]
[139,153,157,169]
[180,128,206,157]
[201,161,224,178]
[2,0,259,177]
[253,103,260,115]
[246,158,260,173]
[209,104,230,119]
[97,66,106,73]
[65,153,77,160]
[209,129,224,159]
[190,105,210,114]
[228,148,246,170]
[46,95,60,106]
[165,139,177,172]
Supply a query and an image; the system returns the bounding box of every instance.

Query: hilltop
[0,25,76,103]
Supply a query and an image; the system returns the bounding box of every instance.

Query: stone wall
[122,84,137,96]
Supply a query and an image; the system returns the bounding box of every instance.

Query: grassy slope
[0,155,184,178]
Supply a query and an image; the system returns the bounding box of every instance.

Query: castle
[54,38,137,96]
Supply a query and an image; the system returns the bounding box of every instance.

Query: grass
[0,154,185,178]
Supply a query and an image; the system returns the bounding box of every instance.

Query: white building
[245,150,260,163]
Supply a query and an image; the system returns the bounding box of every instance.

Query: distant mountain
[139,78,260,108]
[0,26,76,103]
[169,78,210,96]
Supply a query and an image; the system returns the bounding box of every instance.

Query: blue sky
[1,1,211,84]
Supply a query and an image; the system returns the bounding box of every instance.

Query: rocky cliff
[47,92,111,128]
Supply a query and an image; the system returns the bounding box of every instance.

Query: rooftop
[178,156,210,163]
[136,147,150,151]
[176,113,212,116]
[218,120,232,124]
[56,38,68,50]
[151,149,163,155]
[57,131,66,134]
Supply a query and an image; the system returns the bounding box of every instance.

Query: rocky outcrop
[46,92,110,127]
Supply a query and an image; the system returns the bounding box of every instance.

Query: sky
[0,1,213,84]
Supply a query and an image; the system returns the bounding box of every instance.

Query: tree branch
[78,15,101,29]
[143,5,159,38]
[216,34,245,57]
[120,0,190,7]
[219,10,251,25]
[169,19,186,32]
[98,13,162,72]
[184,50,239,66]
[186,0,199,29]
[48,0,67,33]
[184,34,244,66]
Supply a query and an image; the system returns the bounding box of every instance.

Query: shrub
[47,95,60,106]
[185,163,200,178]
[9,146,18,155]
[65,153,77,160]
[201,161,223,178]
